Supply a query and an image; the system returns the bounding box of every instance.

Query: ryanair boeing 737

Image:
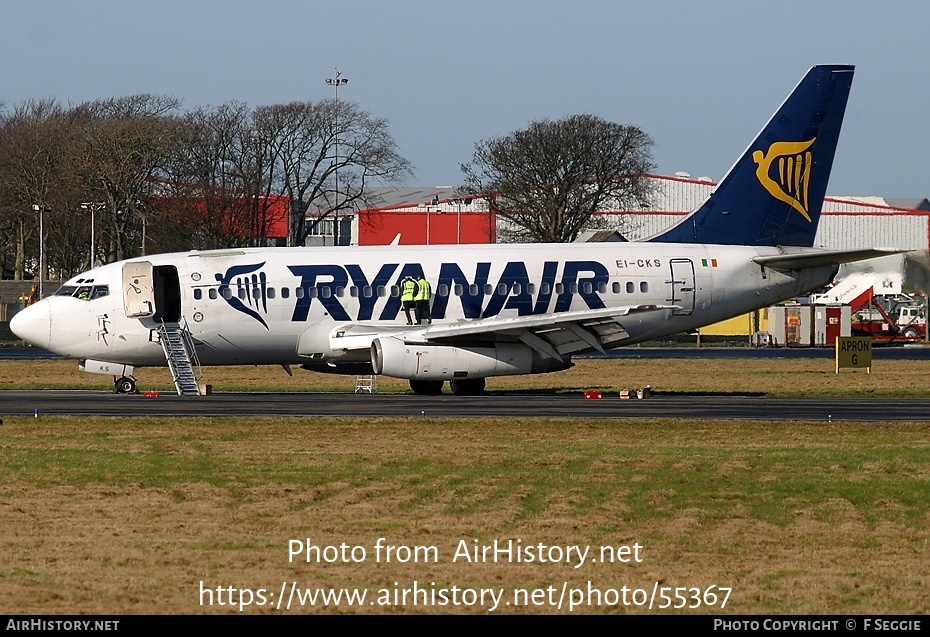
[11,64,897,395]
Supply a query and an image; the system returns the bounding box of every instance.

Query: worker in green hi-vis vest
[400,275,418,325]
[414,272,432,325]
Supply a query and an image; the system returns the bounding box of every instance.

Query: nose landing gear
[114,376,137,394]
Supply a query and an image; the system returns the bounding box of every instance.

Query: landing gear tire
[115,376,136,394]
[409,379,444,395]
[450,378,486,396]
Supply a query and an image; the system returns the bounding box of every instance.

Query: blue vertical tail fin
[649,64,854,247]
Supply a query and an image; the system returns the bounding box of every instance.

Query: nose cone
[10,300,52,350]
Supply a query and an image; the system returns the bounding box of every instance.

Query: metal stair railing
[156,319,202,396]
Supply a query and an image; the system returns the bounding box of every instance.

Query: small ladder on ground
[355,375,377,394]
[157,321,202,396]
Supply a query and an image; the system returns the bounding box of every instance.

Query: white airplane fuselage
[13,241,836,371]
[9,65,867,393]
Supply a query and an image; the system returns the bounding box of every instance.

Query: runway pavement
[3,345,929,422]
[3,390,930,422]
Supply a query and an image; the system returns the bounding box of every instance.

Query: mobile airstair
[157,320,203,396]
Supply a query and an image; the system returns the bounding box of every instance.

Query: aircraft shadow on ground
[482,389,768,398]
[646,390,767,397]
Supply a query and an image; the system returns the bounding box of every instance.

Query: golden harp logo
[752,138,816,222]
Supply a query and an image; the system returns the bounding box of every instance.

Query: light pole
[428,196,439,245]
[325,68,348,246]
[32,204,51,299]
[81,202,104,267]
[451,198,471,244]
[249,132,268,246]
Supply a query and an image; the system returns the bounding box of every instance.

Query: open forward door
[122,261,155,318]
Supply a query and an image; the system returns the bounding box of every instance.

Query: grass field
[1,354,930,615]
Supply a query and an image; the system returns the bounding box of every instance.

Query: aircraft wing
[752,247,908,270]
[328,304,678,360]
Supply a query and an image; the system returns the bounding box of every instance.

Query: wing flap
[327,304,678,359]
[419,304,673,339]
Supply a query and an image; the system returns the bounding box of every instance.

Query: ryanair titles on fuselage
[212,258,669,327]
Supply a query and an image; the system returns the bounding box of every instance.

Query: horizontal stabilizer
[752,247,907,270]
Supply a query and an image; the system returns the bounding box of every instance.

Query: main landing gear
[408,378,486,396]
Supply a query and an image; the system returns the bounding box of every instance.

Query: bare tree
[460,114,656,243]
[256,99,411,247]
[76,94,184,261]
[232,106,284,247]
[161,102,257,250]
[0,99,76,280]
[0,92,412,276]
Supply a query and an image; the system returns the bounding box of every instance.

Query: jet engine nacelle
[371,336,535,380]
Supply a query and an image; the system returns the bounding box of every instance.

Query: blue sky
[4,1,929,197]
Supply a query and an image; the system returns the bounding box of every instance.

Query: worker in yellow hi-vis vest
[400,275,418,325]
[414,272,432,325]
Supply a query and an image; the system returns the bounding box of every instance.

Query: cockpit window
[54,285,108,300]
